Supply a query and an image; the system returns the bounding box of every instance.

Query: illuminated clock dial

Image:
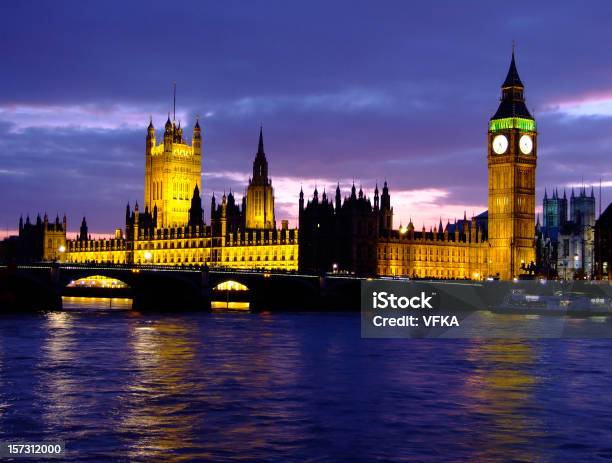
[519,134,533,154]
[492,134,508,154]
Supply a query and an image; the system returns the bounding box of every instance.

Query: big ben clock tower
[488,50,537,280]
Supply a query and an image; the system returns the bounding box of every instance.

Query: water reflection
[40,312,79,431]
[463,340,543,462]
[62,296,132,310]
[119,314,306,461]
[1,310,611,461]
[121,319,201,461]
[211,301,250,311]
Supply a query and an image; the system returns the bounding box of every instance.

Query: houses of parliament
[6,52,540,280]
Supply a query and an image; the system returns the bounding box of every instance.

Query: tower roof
[251,126,269,184]
[258,126,264,154]
[502,50,524,88]
[491,49,533,121]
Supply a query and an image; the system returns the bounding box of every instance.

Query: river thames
[1,304,612,462]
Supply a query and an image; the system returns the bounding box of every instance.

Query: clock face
[519,134,533,154]
[492,134,508,154]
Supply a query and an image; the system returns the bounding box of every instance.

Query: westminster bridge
[0,263,362,311]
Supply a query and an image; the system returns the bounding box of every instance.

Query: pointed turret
[374,182,380,209]
[146,117,156,156]
[188,184,203,227]
[491,48,533,120]
[251,126,269,184]
[192,117,202,156]
[163,113,173,151]
[79,216,88,241]
[299,186,304,213]
[258,125,264,154]
[502,49,523,88]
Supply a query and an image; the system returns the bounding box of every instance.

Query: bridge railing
[11,261,323,278]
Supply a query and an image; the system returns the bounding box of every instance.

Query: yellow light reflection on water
[461,341,541,461]
[62,296,133,310]
[211,301,250,311]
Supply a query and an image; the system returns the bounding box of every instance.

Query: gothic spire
[252,126,268,183]
[258,126,264,154]
[491,47,533,120]
[502,48,524,88]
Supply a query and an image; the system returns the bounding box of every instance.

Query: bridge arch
[213,280,249,291]
[211,279,251,310]
[66,275,130,289]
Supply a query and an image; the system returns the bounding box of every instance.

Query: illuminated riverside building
[487,50,537,280]
[300,51,537,279]
[299,182,490,278]
[144,115,202,228]
[64,124,298,271]
[5,52,540,280]
[245,128,275,229]
[12,213,68,262]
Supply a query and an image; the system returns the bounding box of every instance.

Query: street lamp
[144,250,152,264]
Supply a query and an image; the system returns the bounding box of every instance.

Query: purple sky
[1,1,611,236]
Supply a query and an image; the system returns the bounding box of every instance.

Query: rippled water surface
[1,307,612,462]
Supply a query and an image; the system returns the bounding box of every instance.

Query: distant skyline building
[595,203,612,280]
[537,186,597,278]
